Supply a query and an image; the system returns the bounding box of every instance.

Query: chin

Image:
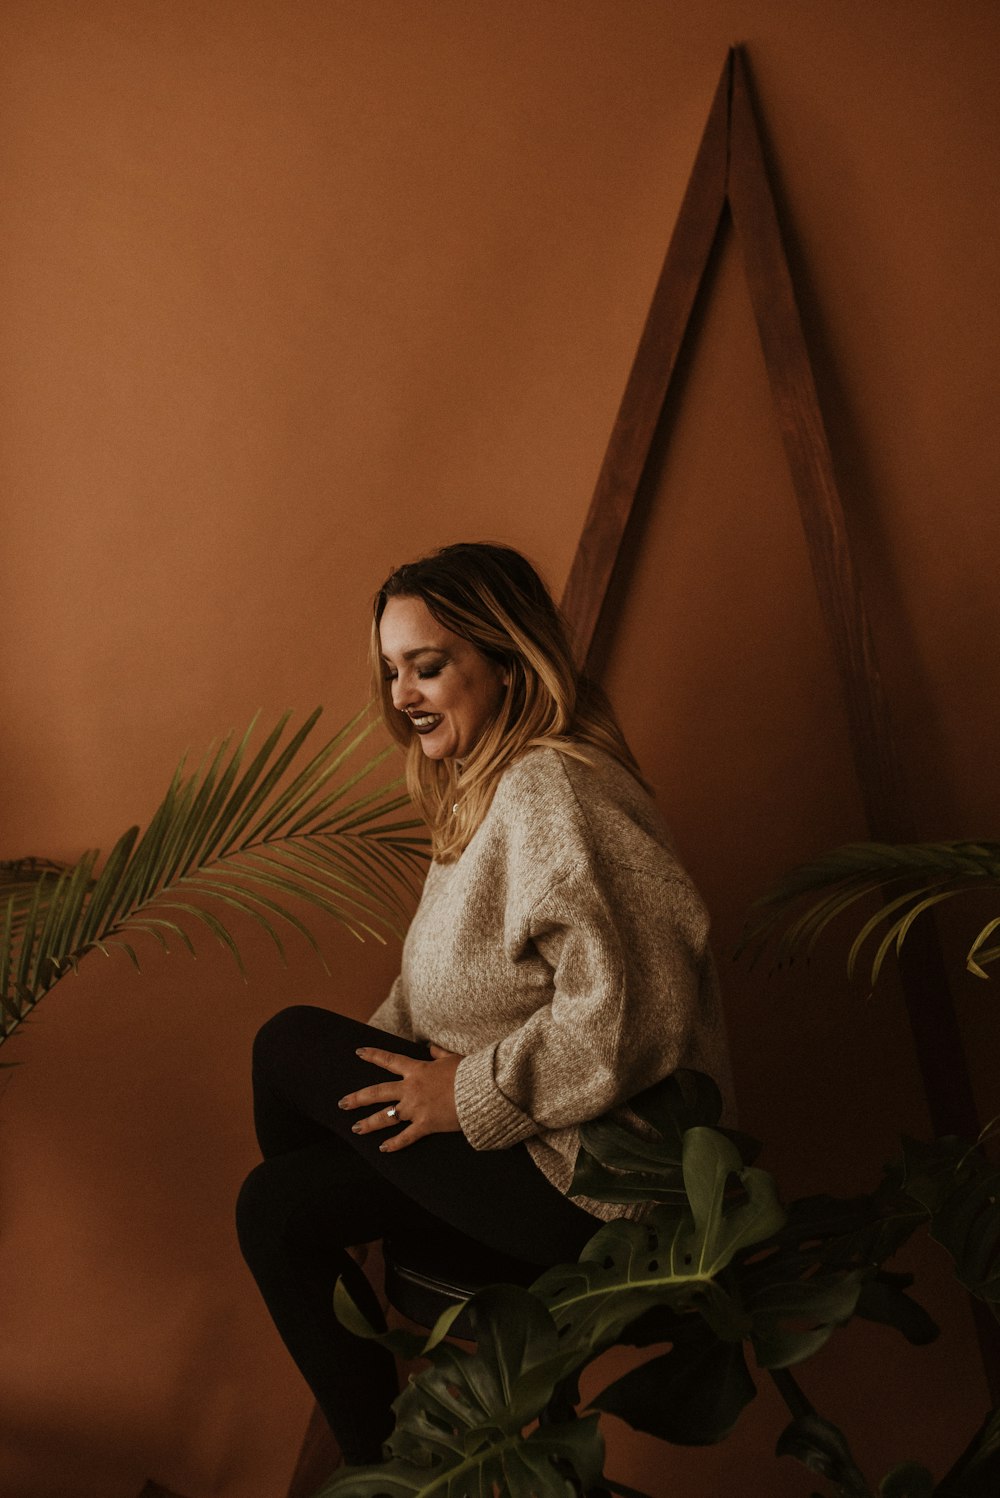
[416,736,455,761]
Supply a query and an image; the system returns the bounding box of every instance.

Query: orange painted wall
[1,2,998,1495]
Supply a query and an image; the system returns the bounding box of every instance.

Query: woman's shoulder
[496,741,651,809]
[492,742,612,813]
[492,743,680,872]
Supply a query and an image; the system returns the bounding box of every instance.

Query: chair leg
[286,1400,342,1498]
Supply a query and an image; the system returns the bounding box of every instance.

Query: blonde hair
[371,542,646,862]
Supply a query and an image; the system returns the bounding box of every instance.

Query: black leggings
[235,1005,598,1464]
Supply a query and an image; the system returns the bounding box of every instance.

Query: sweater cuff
[454,1046,537,1150]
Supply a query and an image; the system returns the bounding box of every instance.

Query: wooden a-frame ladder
[559,45,995,1395]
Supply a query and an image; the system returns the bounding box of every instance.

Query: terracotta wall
[1,2,998,1494]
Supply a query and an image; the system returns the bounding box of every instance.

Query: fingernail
[337,1099,349,1109]
[379,1143,389,1152]
[351,1123,362,1134]
[355,1048,367,1057]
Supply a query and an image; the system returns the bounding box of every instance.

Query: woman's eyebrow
[380,646,447,663]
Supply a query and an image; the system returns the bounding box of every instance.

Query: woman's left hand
[338,1044,463,1152]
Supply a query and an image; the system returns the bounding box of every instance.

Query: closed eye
[381,664,444,683]
[381,650,448,682]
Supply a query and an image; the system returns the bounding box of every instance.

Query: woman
[236,542,731,1468]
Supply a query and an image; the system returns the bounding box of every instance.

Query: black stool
[382,1229,544,1340]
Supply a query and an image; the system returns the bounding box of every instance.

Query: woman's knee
[251,1006,387,1107]
[252,1003,367,1067]
[235,1158,280,1271]
[254,1003,324,1065]
[236,1145,384,1282]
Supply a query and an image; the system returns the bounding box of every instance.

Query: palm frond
[0,857,80,941]
[736,841,1000,987]
[0,707,428,1052]
[0,856,72,893]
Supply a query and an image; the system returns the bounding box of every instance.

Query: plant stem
[770,1367,814,1421]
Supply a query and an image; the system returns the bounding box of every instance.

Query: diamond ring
[386,1105,398,1120]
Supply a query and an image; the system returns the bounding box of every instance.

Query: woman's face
[379,595,508,761]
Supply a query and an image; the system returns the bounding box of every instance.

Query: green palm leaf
[0,858,77,943]
[0,707,428,1053]
[736,841,1000,986]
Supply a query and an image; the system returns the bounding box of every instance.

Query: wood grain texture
[560,52,732,667]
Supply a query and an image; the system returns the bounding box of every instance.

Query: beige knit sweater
[368,744,732,1221]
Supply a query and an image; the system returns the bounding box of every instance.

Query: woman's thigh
[251,1004,597,1267]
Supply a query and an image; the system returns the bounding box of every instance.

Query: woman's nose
[391,675,421,711]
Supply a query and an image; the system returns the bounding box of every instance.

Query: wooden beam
[561,52,731,667]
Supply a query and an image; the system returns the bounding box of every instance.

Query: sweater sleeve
[453,859,710,1150]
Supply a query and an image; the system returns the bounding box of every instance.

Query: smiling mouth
[408,713,444,734]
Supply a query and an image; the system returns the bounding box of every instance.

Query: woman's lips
[408,713,444,735]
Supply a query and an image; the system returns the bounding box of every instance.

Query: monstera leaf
[570,1069,760,1208]
[774,1181,928,1278]
[0,706,426,1054]
[328,1128,784,1487]
[851,1272,939,1348]
[879,1462,936,1497]
[900,1132,1000,1312]
[775,1411,872,1497]
[744,1271,865,1369]
[537,1128,785,1353]
[330,1088,997,1491]
[324,1285,604,1497]
[590,1311,757,1446]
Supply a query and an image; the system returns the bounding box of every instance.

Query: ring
[386,1105,398,1120]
